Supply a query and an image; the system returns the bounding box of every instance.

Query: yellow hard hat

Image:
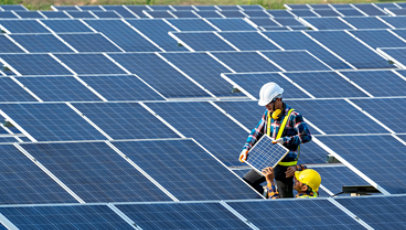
[295,169,321,192]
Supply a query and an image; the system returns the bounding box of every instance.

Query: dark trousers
[243,166,294,198]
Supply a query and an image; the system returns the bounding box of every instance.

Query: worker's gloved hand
[262,167,275,182]
[272,138,284,144]
[239,149,248,162]
[285,166,296,178]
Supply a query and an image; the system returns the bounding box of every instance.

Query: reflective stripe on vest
[267,108,298,167]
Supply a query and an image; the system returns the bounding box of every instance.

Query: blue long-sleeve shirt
[243,104,312,162]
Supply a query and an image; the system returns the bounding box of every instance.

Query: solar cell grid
[0,35,24,53]
[290,9,319,17]
[92,10,121,18]
[41,11,70,18]
[58,33,121,52]
[22,141,171,202]
[113,139,259,200]
[0,11,17,18]
[379,48,406,67]
[103,5,137,18]
[73,103,179,140]
[336,8,364,16]
[353,3,386,16]
[145,10,174,18]
[213,52,280,72]
[41,20,93,33]
[266,10,294,17]
[349,30,406,48]
[0,20,49,33]
[243,10,270,17]
[10,34,72,53]
[262,51,331,71]
[172,32,235,51]
[14,11,43,18]
[218,32,280,51]
[194,10,222,18]
[1,5,27,11]
[171,11,199,18]
[220,10,246,18]
[273,17,303,26]
[65,11,95,18]
[343,17,391,29]
[303,17,353,30]
[167,19,215,31]
[207,18,256,31]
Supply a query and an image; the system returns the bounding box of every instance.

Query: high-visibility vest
[267,108,299,167]
[296,192,318,198]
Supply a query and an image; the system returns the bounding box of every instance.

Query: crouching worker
[263,167,321,199]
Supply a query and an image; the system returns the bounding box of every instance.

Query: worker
[263,167,321,199]
[239,82,312,198]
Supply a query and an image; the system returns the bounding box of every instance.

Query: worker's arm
[263,167,279,199]
[280,112,312,150]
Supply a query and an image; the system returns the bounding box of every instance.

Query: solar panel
[78,5,102,11]
[340,70,406,97]
[84,20,160,52]
[241,5,264,10]
[18,76,101,102]
[284,71,369,98]
[1,5,27,11]
[290,9,319,17]
[79,75,164,101]
[248,18,280,27]
[127,19,187,51]
[52,6,78,11]
[10,34,72,52]
[214,101,267,129]
[109,53,209,98]
[0,205,133,229]
[0,54,72,76]
[22,141,171,202]
[261,51,331,71]
[103,5,137,18]
[266,10,294,17]
[113,139,259,200]
[149,5,172,10]
[246,135,289,173]
[220,10,246,18]
[172,5,195,10]
[73,103,179,139]
[336,8,364,16]
[273,17,303,26]
[207,18,256,31]
[195,5,217,11]
[167,18,215,31]
[286,99,389,134]
[243,10,270,17]
[218,32,281,51]
[343,17,391,29]
[349,30,406,48]
[317,135,406,194]
[227,199,365,229]
[0,35,24,53]
[171,11,199,18]
[314,9,341,16]
[212,52,280,72]
[54,53,126,75]
[386,8,406,16]
[92,10,121,18]
[41,19,93,33]
[303,17,354,30]
[223,72,310,99]
[285,4,309,10]
[0,20,49,33]
[126,5,150,18]
[0,103,106,141]
[0,11,17,18]
[380,16,406,29]
[116,202,250,229]
[14,11,44,19]
[392,29,406,41]
[145,10,174,18]
[195,10,223,18]
[329,4,356,9]
[337,195,406,229]
[353,3,387,16]
[147,102,249,166]
[308,30,393,69]
[161,52,243,97]
[58,33,122,52]
[0,144,77,204]
[172,32,236,51]
[65,11,95,18]
[379,48,406,67]
[41,11,70,18]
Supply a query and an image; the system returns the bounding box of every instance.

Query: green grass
[0,0,396,10]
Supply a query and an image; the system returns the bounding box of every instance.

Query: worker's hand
[239,149,248,162]
[285,166,296,178]
[272,138,284,145]
[262,167,275,182]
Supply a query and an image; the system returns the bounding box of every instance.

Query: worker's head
[258,82,284,116]
[294,169,321,193]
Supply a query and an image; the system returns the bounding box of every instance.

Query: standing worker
[239,82,312,198]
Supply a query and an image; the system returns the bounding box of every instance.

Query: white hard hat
[258,82,284,106]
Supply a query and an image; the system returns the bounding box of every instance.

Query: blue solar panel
[341,70,406,97]
[266,10,294,17]
[113,139,258,200]
[195,6,217,10]
[172,5,195,10]
[262,51,331,71]
[353,3,387,16]
[219,32,280,51]
[0,144,77,204]
[315,166,370,196]
[0,20,49,33]
[308,31,393,69]
[213,52,280,72]
[80,75,164,101]
[58,33,121,52]
[249,18,280,27]
[41,19,93,33]
[103,5,137,18]
[284,71,368,98]
[349,30,406,48]
[375,2,399,10]
[0,205,133,229]
[351,98,406,133]
[273,17,303,26]
[23,141,170,202]
[317,135,406,194]
[286,4,309,10]
[109,53,209,98]
[329,4,355,9]
[314,9,341,16]
[10,34,72,52]
[207,18,256,31]
[78,5,102,11]
[0,103,106,141]
[223,73,310,99]
[127,19,186,51]
[379,48,406,66]
[214,101,267,129]
[228,199,364,229]
[287,99,388,134]
[290,9,319,17]
[0,11,18,18]
[171,11,199,18]
[1,5,27,11]
[0,54,71,76]
[344,17,391,29]
[386,8,406,16]
[161,52,243,97]
[14,11,44,18]
[0,35,24,53]
[337,196,406,229]
[73,103,179,139]
[220,10,246,18]
[54,54,126,75]
[172,32,235,51]
[147,102,249,166]
[85,20,159,52]
[336,8,364,16]
[149,5,172,10]
[116,202,249,229]
[195,10,223,18]
[304,17,354,30]
[241,5,264,10]
[53,6,79,11]
[145,10,174,18]
[126,5,150,17]
[243,10,270,17]
[65,11,95,18]
[92,10,121,18]
[382,16,406,28]
[18,76,101,102]
[167,18,214,31]
[41,11,70,18]
[393,29,406,41]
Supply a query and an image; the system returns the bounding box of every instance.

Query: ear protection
[272,109,282,119]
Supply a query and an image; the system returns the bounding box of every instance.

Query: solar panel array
[0,2,405,228]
